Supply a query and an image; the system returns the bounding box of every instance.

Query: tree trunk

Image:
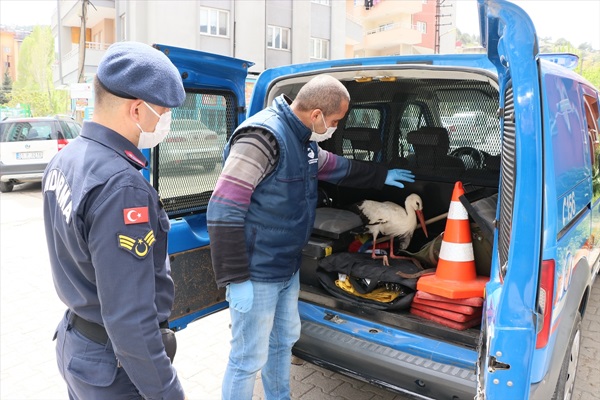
[78,0,88,83]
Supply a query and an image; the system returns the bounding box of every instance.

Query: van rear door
[476,0,545,398]
[148,44,253,330]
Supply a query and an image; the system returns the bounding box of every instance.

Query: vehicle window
[59,121,74,139]
[398,103,428,158]
[0,121,54,142]
[342,107,382,161]
[155,91,236,217]
[584,94,600,202]
[69,122,82,137]
[345,108,381,129]
[61,121,81,139]
[546,74,588,198]
[400,103,427,133]
[437,89,500,152]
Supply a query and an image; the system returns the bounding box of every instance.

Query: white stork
[354,194,428,266]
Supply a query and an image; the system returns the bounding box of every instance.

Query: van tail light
[57,139,69,151]
[536,259,555,349]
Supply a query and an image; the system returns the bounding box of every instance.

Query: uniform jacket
[42,122,184,399]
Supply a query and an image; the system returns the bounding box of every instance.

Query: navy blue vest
[224,95,319,282]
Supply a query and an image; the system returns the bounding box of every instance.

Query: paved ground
[1,182,598,400]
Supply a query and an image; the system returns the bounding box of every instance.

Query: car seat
[406,127,465,174]
[343,127,382,161]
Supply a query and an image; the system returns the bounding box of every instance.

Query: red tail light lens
[536,259,555,349]
[57,139,69,151]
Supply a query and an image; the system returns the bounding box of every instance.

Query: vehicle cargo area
[271,68,502,349]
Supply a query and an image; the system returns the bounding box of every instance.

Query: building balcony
[54,0,115,28]
[354,23,422,51]
[349,0,423,22]
[346,13,363,43]
[53,42,110,85]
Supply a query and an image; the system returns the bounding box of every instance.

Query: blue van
[147,0,599,398]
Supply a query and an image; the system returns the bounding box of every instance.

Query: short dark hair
[93,76,109,106]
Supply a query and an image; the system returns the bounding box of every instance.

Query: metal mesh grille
[499,84,516,267]
[342,107,383,161]
[315,79,503,185]
[153,91,237,217]
[331,79,501,184]
[437,89,501,153]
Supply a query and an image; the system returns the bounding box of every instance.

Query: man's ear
[309,109,322,123]
[128,99,145,123]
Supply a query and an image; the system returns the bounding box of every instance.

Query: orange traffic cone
[417,181,488,299]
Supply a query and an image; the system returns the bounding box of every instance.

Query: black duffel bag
[316,252,434,310]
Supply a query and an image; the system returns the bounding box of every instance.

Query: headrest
[343,128,382,152]
[96,41,185,108]
[407,127,450,151]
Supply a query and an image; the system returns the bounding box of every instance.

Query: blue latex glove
[226,281,254,313]
[384,169,415,189]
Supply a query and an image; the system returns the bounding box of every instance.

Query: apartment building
[51,0,115,87]
[51,0,456,88]
[0,27,29,83]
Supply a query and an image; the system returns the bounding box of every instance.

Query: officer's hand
[384,169,415,189]
[226,281,254,313]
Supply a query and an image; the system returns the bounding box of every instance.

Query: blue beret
[96,41,185,108]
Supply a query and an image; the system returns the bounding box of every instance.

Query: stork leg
[370,233,389,266]
[388,237,418,265]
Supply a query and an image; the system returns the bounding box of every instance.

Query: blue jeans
[222,271,301,400]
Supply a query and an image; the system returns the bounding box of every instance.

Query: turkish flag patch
[123,207,149,225]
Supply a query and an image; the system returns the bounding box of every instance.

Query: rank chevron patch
[118,230,156,259]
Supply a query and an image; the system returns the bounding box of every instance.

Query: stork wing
[366,218,388,227]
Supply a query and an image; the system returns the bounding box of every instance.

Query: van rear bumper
[294,305,478,400]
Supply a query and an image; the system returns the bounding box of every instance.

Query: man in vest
[207,74,414,400]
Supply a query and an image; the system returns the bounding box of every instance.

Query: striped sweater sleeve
[207,138,388,287]
[207,129,278,287]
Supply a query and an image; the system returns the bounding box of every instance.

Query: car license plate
[16,152,43,160]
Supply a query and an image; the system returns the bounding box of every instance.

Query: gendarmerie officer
[43,42,187,400]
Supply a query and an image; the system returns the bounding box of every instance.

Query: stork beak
[416,209,428,238]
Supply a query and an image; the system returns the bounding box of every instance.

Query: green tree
[0,70,12,105]
[582,63,600,89]
[8,26,68,116]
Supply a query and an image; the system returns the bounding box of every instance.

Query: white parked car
[442,110,500,148]
[0,116,81,192]
[158,118,225,173]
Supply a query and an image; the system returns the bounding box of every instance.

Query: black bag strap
[388,255,436,279]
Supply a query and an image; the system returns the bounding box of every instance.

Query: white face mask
[310,112,337,142]
[136,102,172,149]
